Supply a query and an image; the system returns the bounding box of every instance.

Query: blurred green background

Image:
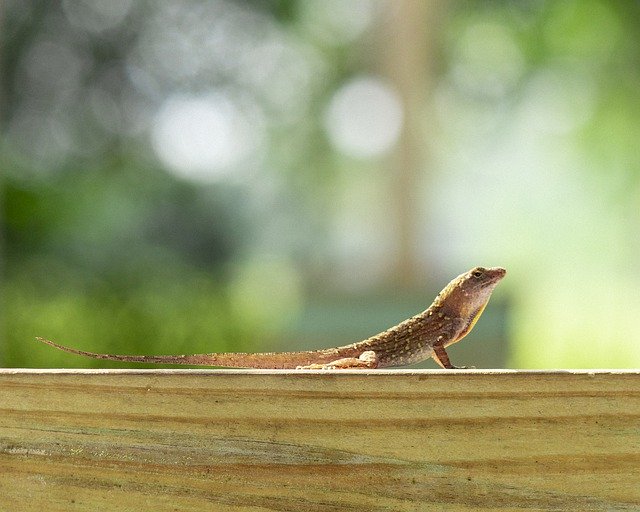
[2,0,640,369]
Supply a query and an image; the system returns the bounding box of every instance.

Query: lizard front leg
[432,344,470,370]
[297,350,379,370]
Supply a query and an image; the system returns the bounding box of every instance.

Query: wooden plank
[0,369,638,511]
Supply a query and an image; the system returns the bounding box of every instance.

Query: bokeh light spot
[151,93,263,182]
[451,21,524,98]
[323,76,404,159]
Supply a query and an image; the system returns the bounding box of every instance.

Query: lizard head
[434,266,506,321]
[462,266,506,293]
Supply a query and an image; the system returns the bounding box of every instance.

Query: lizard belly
[378,344,435,368]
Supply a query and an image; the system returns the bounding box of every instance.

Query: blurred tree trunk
[378,0,447,288]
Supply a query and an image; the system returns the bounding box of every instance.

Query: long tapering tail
[34,337,358,369]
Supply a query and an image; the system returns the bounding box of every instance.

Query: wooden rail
[1,369,638,511]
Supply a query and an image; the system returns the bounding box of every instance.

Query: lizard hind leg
[296,350,379,370]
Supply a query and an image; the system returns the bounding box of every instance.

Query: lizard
[35,266,506,369]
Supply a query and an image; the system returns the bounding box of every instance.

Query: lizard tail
[34,337,358,369]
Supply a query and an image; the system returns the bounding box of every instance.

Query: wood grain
[0,369,638,511]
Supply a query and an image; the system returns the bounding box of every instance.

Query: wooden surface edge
[2,367,640,375]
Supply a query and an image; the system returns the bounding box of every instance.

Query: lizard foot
[297,350,379,370]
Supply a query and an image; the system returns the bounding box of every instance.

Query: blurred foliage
[3,0,640,368]
[0,0,363,367]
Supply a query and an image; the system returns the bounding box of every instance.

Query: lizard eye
[472,269,484,278]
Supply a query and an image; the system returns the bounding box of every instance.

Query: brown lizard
[35,266,505,369]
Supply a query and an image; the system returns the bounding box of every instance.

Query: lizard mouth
[486,267,507,282]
